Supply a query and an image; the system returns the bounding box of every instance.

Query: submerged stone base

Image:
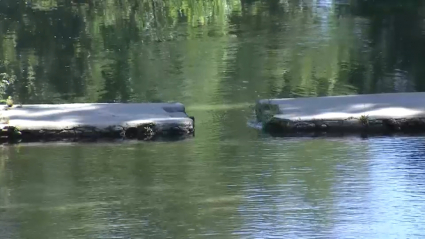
[0,121,194,143]
[0,102,194,144]
[263,116,425,137]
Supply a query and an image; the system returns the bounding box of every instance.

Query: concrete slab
[255,92,425,136]
[0,102,194,142]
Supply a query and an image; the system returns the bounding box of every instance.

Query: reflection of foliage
[0,0,424,105]
[350,0,425,92]
[0,0,244,103]
[0,71,16,100]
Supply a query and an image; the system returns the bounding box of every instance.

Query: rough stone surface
[0,102,194,142]
[255,92,425,136]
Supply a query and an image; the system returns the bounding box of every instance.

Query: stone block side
[262,115,425,136]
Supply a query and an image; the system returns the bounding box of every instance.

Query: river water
[1,0,425,238]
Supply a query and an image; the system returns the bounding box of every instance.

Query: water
[2,137,425,238]
[2,0,425,238]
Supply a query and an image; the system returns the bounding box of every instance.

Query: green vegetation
[359,115,369,126]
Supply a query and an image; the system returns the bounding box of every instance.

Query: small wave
[247,119,263,130]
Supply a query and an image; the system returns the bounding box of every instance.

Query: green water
[2,0,425,238]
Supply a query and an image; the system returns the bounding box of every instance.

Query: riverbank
[255,92,425,136]
[0,102,194,143]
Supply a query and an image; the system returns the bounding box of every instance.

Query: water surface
[1,0,425,238]
[2,136,425,238]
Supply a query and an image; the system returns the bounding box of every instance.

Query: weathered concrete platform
[0,102,194,143]
[255,92,425,136]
